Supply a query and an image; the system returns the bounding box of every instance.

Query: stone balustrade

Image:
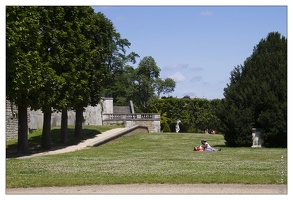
[102,113,161,133]
[102,113,161,121]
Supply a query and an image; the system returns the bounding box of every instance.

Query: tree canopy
[104,55,177,112]
[6,6,130,152]
[218,32,287,147]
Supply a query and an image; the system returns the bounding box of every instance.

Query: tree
[6,6,43,154]
[37,6,67,149]
[154,77,176,98]
[102,31,139,106]
[133,56,161,112]
[218,32,287,147]
[162,78,176,96]
[69,9,115,138]
[36,6,100,146]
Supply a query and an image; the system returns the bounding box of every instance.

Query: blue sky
[92,6,287,100]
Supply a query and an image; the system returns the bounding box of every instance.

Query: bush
[162,121,171,132]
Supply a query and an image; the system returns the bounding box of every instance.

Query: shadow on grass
[6,128,101,158]
[213,144,227,147]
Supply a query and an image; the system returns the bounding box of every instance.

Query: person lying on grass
[194,140,222,152]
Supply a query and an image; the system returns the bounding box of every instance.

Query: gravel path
[6,184,287,194]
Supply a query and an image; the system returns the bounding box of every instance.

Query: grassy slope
[6,132,287,188]
[6,125,122,153]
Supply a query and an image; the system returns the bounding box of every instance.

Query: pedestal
[251,128,264,147]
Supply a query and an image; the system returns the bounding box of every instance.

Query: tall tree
[134,56,161,112]
[218,32,287,147]
[36,6,69,148]
[102,31,139,105]
[6,6,43,154]
[71,10,117,138]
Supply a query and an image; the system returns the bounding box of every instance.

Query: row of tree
[6,6,176,154]
[7,6,120,153]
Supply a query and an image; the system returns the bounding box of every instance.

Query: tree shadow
[213,144,227,147]
[6,128,101,158]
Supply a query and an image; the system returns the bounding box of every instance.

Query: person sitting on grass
[194,145,205,151]
[200,140,221,151]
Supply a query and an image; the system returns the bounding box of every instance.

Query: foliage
[6,6,130,151]
[161,77,176,96]
[218,32,287,147]
[132,56,161,112]
[151,97,222,133]
[154,77,176,97]
[104,55,176,111]
[6,132,287,187]
[160,112,171,132]
[6,6,43,107]
[100,27,140,106]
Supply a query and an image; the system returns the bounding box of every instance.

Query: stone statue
[251,128,264,147]
[176,119,181,133]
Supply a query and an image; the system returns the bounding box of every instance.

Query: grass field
[6,125,122,153]
[6,130,287,188]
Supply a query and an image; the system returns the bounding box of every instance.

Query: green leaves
[219,32,287,147]
[150,97,221,133]
[6,6,43,107]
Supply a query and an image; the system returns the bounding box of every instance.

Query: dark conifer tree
[218,32,287,147]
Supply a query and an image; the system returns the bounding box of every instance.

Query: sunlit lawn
[6,131,287,188]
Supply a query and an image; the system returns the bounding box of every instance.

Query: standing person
[201,140,221,151]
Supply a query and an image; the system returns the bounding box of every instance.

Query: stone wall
[125,120,160,133]
[27,97,113,130]
[103,120,161,133]
[6,100,18,140]
[6,97,161,141]
[6,98,114,141]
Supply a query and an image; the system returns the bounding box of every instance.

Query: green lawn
[6,131,287,188]
[6,125,122,152]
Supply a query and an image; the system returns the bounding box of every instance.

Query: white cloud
[200,10,213,16]
[169,71,186,82]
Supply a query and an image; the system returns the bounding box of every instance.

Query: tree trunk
[41,110,52,150]
[60,108,68,144]
[74,108,83,138]
[17,105,29,154]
